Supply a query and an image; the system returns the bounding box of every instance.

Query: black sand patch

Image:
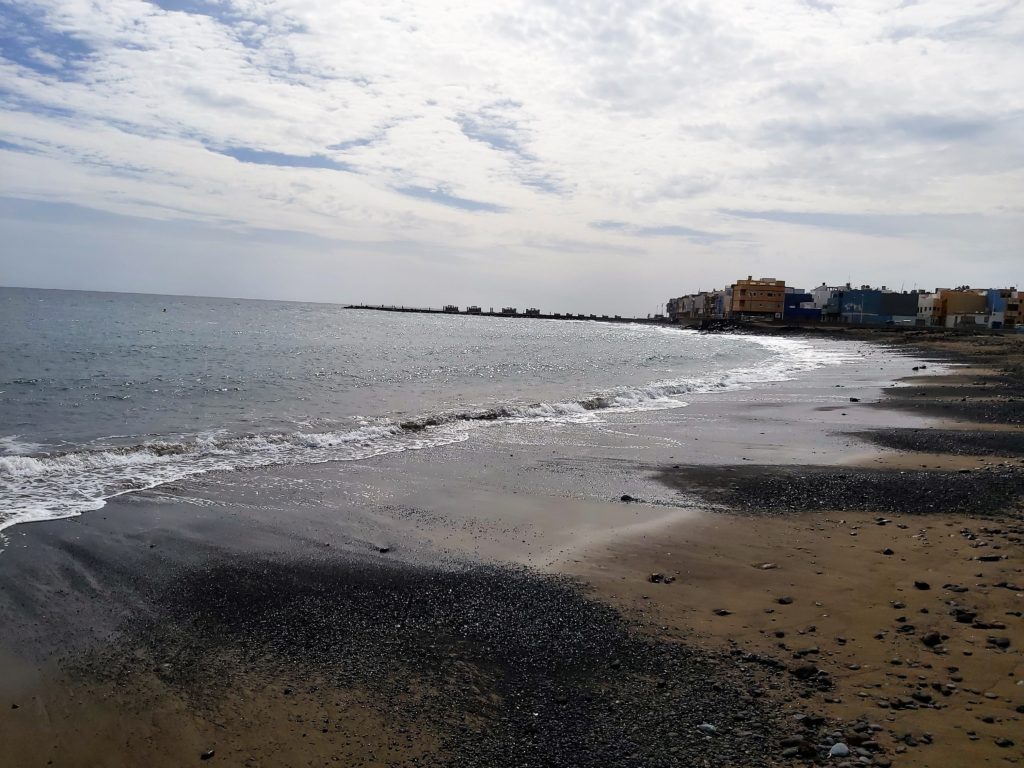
[74,556,812,768]
[853,428,1024,457]
[658,464,1024,517]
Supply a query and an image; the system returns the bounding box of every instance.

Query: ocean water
[0,288,857,531]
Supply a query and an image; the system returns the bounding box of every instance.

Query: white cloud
[0,0,1022,309]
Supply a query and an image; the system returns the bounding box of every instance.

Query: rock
[697,723,717,734]
[777,596,794,605]
[849,398,860,402]
[921,631,942,648]
[977,554,1002,562]
[791,663,819,680]
[996,738,1015,748]
[759,562,778,570]
[987,636,1010,649]
[648,573,664,584]
[914,581,930,590]
[713,608,733,616]
[952,608,977,624]
[378,546,391,554]
[10,704,18,710]
[829,743,851,757]
[882,548,894,556]
[620,494,634,502]
[201,749,215,760]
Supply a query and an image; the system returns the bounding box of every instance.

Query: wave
[0,334,858,532]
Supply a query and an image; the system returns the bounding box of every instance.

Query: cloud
[721,208,1023,243]
[0,0,92,80]
[0,0,1022,310]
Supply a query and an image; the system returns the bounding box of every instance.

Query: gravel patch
[658,465,1024,516]
[853,429,1024,457]
[77,556,828,768]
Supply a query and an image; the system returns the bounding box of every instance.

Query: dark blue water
[0,287,854,529]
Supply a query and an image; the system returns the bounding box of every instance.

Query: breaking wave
[0,334,856,532]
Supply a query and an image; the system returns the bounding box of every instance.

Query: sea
[0,287,859,532]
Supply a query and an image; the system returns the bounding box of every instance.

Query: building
[984,288,1019,329]
[824,287,919,325]
[728,277,785,319]
[937,289,987,328]
[810,283,846,310]
[783,289,821,321]
[667,291,720,321]
[917,292,940,325]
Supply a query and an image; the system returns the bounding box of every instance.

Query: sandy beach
[0,331,1021,767]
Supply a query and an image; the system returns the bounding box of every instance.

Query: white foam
[0,333,858,533]
[0,424,469,533]
[0,436,46,456]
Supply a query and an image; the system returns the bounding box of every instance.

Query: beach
[0,328,1021,767]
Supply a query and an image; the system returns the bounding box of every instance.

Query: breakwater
[344,304,668,324]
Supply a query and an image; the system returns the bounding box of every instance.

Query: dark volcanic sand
[854,428,1024,457]
[872,396,1024,426]
[658,464,1024,517]
[70,555,825,768]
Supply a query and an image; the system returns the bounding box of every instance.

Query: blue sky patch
[214,146,355,172]
[396,186,508,213]
[0,1,93,80]
[590,220,725,241]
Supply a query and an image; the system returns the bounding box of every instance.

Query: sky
[1,0,1022,314]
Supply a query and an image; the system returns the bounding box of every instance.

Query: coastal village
[668,277,1021,330]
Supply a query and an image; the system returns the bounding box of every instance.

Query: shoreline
[565,340,1023,767]
[0,334,1021,766]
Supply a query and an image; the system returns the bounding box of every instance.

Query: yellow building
[729,276,785,319]
[939,290,987,316]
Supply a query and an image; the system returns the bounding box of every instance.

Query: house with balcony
[727,277,785,319]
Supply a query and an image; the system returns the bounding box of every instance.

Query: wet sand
[568,338,1024,767]
[0,334,1021,767]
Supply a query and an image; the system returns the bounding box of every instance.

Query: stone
[648,573,664,584]
[620,494,634,502]
[921,631,942,648]
[996,738,1015,748]
[201,750,215,761]
[777,596,794,605]
[697,723,717,734]
[713,608,733,616]
[914,581,930,590]
[791,663,819,680]
[829,743,851,757]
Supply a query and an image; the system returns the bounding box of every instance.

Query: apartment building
[728,276,785,319]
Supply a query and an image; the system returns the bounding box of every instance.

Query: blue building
[824,289,919,325]
[783,291,821,321]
